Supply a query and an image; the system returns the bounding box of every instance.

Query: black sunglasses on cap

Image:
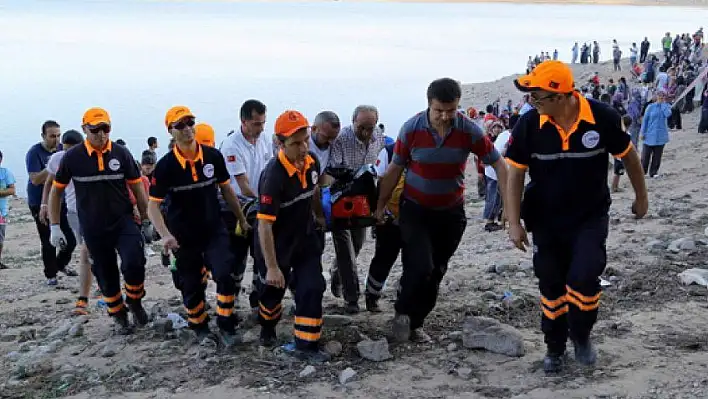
[87,124,111,134]
[171,118,196,131]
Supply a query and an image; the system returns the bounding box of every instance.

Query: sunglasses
[87,124,111,134]
[171,118,196,131]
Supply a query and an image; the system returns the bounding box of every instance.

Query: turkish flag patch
[260,194,272,205]
[227,155,236,162]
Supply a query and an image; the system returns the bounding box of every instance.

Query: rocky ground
[2,62,708,399]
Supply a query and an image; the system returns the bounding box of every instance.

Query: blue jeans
[483,178,502,221]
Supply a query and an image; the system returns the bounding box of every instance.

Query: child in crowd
[482,121,509,232]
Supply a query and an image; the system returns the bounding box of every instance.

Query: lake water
[2,0,708,194]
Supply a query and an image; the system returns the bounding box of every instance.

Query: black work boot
[365,296,381,313]
[128,301,149,327]
[291,347,331,363]
[112,308,134,335]
[260,327,277,347]
[573,339,597,366]
[344,301,360,314]
[543,351,564,374]
[392,313,411,342]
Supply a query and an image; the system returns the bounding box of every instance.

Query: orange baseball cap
[165,106,195,128]
[195,122,215,147]
[514,60,575,94]
[274,110,309,137]
[83,107,111,126]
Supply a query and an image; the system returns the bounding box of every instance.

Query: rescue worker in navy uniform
[148,106,251,346]
[48,107,151,332]
[505,61,648,373]
[255,110,330,362]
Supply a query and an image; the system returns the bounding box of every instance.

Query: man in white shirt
[219,99,271,310]
[39,130,92,315]
[309,111,341,174]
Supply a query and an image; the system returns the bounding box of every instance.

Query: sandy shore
[2,55,708,398]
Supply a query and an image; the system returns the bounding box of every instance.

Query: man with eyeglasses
[219,99,271,311]
[506,60,648,373]
[148,106,250,346]
[327,105,385,314]
[48,107,151,332]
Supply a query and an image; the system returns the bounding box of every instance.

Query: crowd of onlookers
[487,28,707,231]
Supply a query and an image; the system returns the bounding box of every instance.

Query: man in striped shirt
[376,78,507,342]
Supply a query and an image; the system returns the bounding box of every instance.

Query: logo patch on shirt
[203,164,214,178]
[311,170,319,185]
[375,159,381,166]
[581,130,600,149]
[260,194,272,205]
[108,158,121,171]
[227,155,236,163]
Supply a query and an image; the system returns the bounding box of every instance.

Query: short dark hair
[116,139,126,146]
[0,149,3,159]
[62,130,84,145]
[486,104,494,113]
[42,120,60,136]
[427,78,462,103]
[141,150,156,165]
[240,99,267,121]
[147,137,157,147]
[600,93,612,104]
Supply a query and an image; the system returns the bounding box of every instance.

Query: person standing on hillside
[612,40,622,71]
[640,37,650,63]
[640,90,672,177]
[376,78,507,343]
[148,106,250,346]
[49,107,151,332]
[219,99,271,311]
[40,130,94,315]
[507,60,648,373]
[592,41,600,64]
[662,32,673,57]
[571,43,579,64]
[630,42,638,66]
[483,121,510,232]
[0,150,16,270]
[327,105,385,314]
[26,120,77,285]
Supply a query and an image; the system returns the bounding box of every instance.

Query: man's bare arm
[148,201,170,239]
[47,184,65,225]
[235,175,257,198]
[128,181,149,220]
[258,221,279,272]
[0,184,16,197]
[376,163,404,211]
[29,170,49,186]
[505,165,526,226]
[220,183,249,227]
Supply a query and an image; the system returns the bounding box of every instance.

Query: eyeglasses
[87,124,111,134]
[529,93,557,104]
[171,118,196,131]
